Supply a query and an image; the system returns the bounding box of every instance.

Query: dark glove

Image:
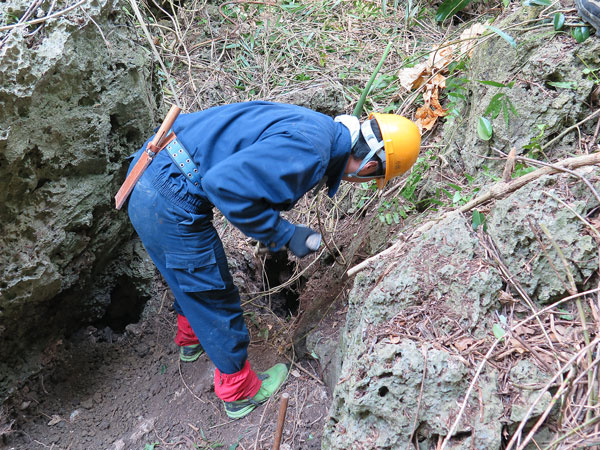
[287,225,320,258]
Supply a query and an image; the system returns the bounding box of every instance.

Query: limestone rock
[441,11,600,178]
[0,0,159,399]
[487,170,599,303]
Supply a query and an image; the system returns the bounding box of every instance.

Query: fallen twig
[504,337,600,450]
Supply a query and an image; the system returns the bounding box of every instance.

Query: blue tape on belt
[166,137,202,187]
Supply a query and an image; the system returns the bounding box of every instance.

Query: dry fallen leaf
[454,337,474,352]
[459,23,486,57]
[399,63,429,91]
[47,415,62,426]
[415,74,448,132]
[514,325,535,336]
[509,338,527,354]
[397,22,486,132]
[498,291,517,305]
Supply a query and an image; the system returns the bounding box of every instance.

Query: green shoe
[576,0,600,31]
[224,363,289,420]
[179,344,204,362]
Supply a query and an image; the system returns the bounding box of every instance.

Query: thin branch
[0,0,87,32]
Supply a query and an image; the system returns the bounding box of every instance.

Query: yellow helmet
[370,113,421,189]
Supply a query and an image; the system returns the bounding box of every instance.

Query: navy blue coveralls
[127,101,351,374]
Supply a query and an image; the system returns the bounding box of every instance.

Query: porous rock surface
[322,169,598,449]
[0,0,159,400]
[442,9,600,176]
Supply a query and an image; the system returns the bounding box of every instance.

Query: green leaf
[492,323,506,340]
[547,81,577,89]
[523,0,550,5]
[435,0,472,22]
[447,92,467,100]
[477,116,493,141]
[477,79,507,87]
[512,163,536,178]
[572,26,590,43]
[485,93,505,119]
[486,25,517,48]
[502,102,510,127]
[452,191,463,204]
[556,308,574,320]
[472,210,486,231]
[506,98,519,116]
[553,12,565,31]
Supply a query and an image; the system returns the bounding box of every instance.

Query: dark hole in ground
[95,276,147,333]
[261,251,304,318]
[378,386,389,397]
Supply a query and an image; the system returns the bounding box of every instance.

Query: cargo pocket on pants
[166,248,226,292]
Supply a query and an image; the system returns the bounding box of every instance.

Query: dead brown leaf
[454,337,474,352]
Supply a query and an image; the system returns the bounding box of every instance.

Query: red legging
[175,314,261,401]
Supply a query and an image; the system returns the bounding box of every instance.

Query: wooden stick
[114,104,181,209]
[272,393,289,450]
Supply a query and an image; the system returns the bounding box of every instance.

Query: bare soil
[2,281,331,450]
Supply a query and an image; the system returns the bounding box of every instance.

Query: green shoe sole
[179,344,204,362]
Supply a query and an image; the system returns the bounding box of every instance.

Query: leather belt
[115,105,181,210]
[114,132,175,209]
[114,132,201,209]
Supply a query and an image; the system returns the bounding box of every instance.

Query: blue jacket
[136,101,352,250]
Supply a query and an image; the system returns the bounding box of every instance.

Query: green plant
[435,0,473,23]
[482,165,500,182]
[523,123,548,155]
[546,81,577,89]
[435,0,510,23]
[378,198,402,225]
[472,209,487,231]
[444,60,470,123]
[572,26,591,43]
[522,0,550,5]
[477,80,518,140]
[443,182,479,206]
[553,13,565,31]
[512,162,536,178]
[477,116,493,141]
[486,25,517,48]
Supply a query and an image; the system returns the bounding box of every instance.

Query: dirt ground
[1,209,365,450]
[1,281,333,450]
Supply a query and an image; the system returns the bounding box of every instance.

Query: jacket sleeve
[201,131,326,250]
